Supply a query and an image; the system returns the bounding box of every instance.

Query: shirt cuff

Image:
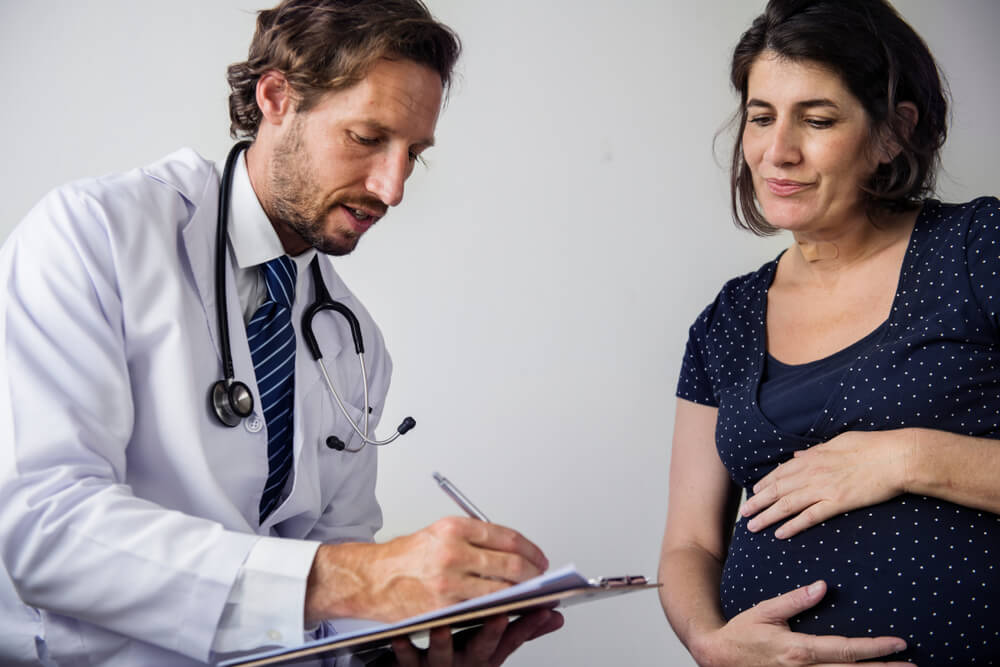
[211,537,322,653]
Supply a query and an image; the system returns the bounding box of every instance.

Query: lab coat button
[245,414,264,433]
[267,630,282,641]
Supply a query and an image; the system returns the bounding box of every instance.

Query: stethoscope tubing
[316,355,404,451]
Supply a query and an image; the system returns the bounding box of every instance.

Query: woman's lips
[766,178,811,196]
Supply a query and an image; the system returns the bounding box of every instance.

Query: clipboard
[218,565,659,667]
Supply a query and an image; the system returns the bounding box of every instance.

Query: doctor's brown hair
[226,0,461,139]
[728,0,948,235]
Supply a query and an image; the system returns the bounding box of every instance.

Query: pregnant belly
[720,495,1000,664]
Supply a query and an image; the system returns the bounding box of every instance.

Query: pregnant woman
[658,0,1000,664]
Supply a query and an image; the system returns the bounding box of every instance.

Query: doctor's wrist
[305,541,398,625]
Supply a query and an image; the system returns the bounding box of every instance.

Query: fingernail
[774,527,787,539]
[893,640,907,652]
[806,581,823,597]
[746,520,758,532]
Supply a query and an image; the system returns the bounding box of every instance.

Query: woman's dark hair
[227,0,461,139]
[729,0,948,235]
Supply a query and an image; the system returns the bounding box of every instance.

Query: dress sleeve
[964,196,1000,334]
[676,302,719,407]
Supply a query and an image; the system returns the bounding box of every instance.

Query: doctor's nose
[365,151,410,207]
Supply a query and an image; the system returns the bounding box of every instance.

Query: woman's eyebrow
[746,97,840,110]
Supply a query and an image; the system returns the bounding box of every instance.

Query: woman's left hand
[740,430,913,539]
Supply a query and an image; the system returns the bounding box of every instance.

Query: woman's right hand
[690,581,912,667]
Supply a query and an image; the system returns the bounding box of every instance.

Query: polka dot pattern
[677,197,1000,664]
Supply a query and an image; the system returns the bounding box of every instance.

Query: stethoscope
[210,141,415,452]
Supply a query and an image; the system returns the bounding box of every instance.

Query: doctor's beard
[266,117,379,257]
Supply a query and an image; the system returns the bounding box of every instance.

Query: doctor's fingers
[428,517,549,574]
[390,626,460,667]
[432,612,562,667]
[484,610,564,666]
[453,615,508,666]
[389,633,434,667]
[475,540,552,584]
[427,626,456,667]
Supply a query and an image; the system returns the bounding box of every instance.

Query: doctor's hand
[304,517,549,625]
[384,609,564,667]
[740,430,912,539]
[691,581,910,667]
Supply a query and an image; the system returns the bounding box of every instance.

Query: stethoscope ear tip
[398,417,416,434]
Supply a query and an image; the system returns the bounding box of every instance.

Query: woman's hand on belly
[739,430,911,539]
[693,580,910,667]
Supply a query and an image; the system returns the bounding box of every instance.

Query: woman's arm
[660,399,910,667]
[741,428,1000,539]
[904,428,1000,511]
[659,399,738,655]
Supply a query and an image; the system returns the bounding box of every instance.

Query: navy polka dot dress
[677,197,1000,664]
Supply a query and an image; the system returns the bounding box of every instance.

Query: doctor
[0,0,562,665]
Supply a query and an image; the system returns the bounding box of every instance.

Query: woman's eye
[806,118,834,129]
[748,115,773,127]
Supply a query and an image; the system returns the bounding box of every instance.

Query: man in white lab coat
[0,1,562,665]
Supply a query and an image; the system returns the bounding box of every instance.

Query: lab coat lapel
[180,172,225,363]
[179,171,260,406]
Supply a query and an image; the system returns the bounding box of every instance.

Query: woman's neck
[787,208,919,283]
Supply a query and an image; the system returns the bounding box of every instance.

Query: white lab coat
[0,149,390,665]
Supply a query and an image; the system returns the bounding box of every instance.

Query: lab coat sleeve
[0,186,258,662]
[212,537,321,654]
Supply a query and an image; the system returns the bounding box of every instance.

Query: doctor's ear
[255,71,296,126]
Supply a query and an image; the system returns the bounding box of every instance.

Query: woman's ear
[878,101,919,164]
[255,70,295,127]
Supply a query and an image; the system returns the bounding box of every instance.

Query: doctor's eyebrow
[357,120,435,150]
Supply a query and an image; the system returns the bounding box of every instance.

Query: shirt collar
[227,147,316,271]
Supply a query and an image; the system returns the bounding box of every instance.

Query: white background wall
[1,1,998,664]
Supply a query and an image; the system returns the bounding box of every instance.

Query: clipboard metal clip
[589,574,648,588]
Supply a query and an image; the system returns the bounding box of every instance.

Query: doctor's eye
[350,132,380,147]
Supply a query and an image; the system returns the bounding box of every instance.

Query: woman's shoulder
[720,257,780,301]
[916,196,1000,261]
[692,255,780,330]
[920,196,1000,230]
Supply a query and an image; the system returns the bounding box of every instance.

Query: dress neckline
[749,201,931,438]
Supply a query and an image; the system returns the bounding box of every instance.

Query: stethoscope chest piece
[211,379,254,427]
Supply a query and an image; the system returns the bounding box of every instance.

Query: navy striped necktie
[247,255,297,522]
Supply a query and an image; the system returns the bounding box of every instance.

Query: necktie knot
[262,256,296,310]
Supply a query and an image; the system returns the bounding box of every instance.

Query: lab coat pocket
[322,395,370,454]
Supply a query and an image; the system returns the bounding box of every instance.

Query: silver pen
[432,472,491,522]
